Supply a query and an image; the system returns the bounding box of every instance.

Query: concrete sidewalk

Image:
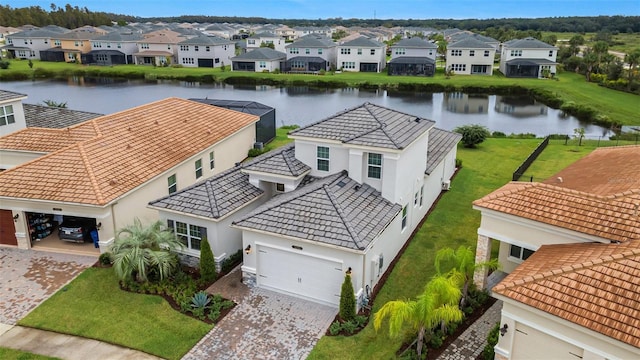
[0,325,162,360]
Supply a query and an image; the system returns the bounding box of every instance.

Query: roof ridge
[290,103,365,134]
[322,183,365,249]
[281,148,297,175]
[359,103,401,148]
[205,180,220,218]
[77,142,105,204]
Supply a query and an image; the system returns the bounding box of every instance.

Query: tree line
[0,4,638,34]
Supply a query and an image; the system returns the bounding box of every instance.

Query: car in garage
[58,216,96,243]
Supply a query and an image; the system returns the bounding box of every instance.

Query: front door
[0,210,17,246]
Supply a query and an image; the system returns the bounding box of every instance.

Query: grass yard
[0,348,59,360]
[308,138,598,359]
[18,268,212,360]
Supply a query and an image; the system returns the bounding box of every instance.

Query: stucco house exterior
[473,145,640,359]
[388,37,437,76]
[4,26,68,60]
[43,30,107,63]
[499,37,558,78]
[446,37,495,75]
[83,32,144,65]
[0,97,259,252]
[177,35,234,68]
[337,36,386,72]
[133,29,185,66]
[0,90,27,137]
[230,48,286,72]
[283,34,337,72]
[246,32,286,53]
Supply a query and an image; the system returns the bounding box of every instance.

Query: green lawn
[18,268,212,360]
[308,138,597,359]
[0,348,59,360]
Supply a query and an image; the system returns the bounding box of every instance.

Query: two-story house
[230,48,286,72]
[446,37,495,75]
[177,35,234,68]
[0,97,259,253]
[43,29,107,63]
[283,34,337,72]
[4,26,68,60]
[83,32,144,65]
[473,146,640,359]
[499,37,558,78]
[387,37,437,76]
[246,32,286,53]
[0,90,27,137]
[149,103,461,307]
[134,29,185,66]
[337,36,386,72]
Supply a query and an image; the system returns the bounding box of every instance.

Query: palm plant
[374,275,464,358]
[111,219,183,283]
[435,246,499,308]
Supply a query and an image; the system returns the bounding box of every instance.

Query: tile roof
[0,97,259,205]
[388,56,436,65]
[340,36,384,48]
[392,37,436,49]
[289,102,435,150]
[233,170,402,250]
[0,90,27,103]
[473,182,640,243]
[504,37,556,49]
[542,146,640,196]
[448,37,494,49]
[426,128,462,174]
[178,35,233,46]
[243,143,310,177]
[149,166,264,220]
[231,48,286,61]
[493,240,640,348]
[93,32,144,42]
[23,104,102,129]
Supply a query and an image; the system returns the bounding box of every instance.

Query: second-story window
[317,146,329,171]
[209,151,215,169]
[195,159,203,179]
[168,174,177,194]
[367,153,382,179]
[370,49,375,55]
[0,105,15,126]
[469,50,475,56]
[357,48,362,55]
[318,48,323,54]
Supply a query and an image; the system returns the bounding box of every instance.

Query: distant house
[337,36,386,72]
[283,34,337,72]
[446,37,495,75]
[448,32,500,50]
[0,90,27,137]
[133,29,185,66]
[388,37,437,76]
[42,27,109,63]
[83,32,144,65]
[202,24,235,39]
[4,27,67,60]
[499,37,558,78]
[230,48,286,72]
[293,26,333,40]
[177,35,234,68]
[246,32,286,53]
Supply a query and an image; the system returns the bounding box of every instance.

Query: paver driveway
[183,267,337,360]
[0,247,96,325]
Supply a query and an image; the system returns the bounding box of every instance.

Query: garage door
[198,58,213,67]
[512,322,583,359]
[257,245,344,306]
[0,210,17,246]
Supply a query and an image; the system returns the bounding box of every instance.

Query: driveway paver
[184,267,337,360]
[0,247,96,325]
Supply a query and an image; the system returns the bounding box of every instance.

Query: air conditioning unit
[253,142,264,150]
[442,180,451,191]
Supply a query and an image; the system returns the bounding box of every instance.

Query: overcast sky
[5,0,640,19]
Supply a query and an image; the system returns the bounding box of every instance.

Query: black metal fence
[512,136,550,181]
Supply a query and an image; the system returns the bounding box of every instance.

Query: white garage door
[257,245,344,306]
[512,322,584,359]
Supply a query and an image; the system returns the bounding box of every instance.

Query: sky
[5,0,640,19]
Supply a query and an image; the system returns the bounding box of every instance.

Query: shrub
[221,249,243,273]
[341,320,358,334]
[355,315,368,328]
[455,158,463,168]
[199,237,217,283]
[454,124,490,148]
[329,321,342,335]
[98,252,112,265]
[272,68,280,74]
[491,131,506,138]
[428,330,444,349]
[0,61,10,69]
[482,322,501,360]
[281,124,300,130]
[191,291,211,309]
[248,148,267,157]
[339,274,356,321]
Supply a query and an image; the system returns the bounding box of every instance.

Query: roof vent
[128,126,132,131]
[337,180,346,188]
[557,177,563,183]
[154,119,159,125]
[414,117,421,123]
[354,184,361,191]
[109,179,118,186]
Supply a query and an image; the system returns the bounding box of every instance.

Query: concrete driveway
[0,247,97,325]
[183,267,337,360]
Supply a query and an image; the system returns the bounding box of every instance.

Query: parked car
[58,217,95,243]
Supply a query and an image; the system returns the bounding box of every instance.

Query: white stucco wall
[177,43,234,68]
[294,139,348,177]
[0,99,27,137]
[390,47,436,60]
[499,48,558,75]
[446,48,495,75]
[8,36,50,59]
[337,45,386,72]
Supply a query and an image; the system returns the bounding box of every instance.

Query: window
[194,45,199,52]
[341,61,356,69]
[357,49,362,55]
[414,191,419,206]
[394,48,405,55]
[305,48,310,54]
[317,146,329,171]
[141,43,149,49]
[168,174,177,194]
[168,220,204,251]
[419,185,424,207]
[510,49,522,57]
[451,64,466,72]
[549,50,554,57]
[117,43,122,49]
[367,153,382,179]
[209,151,215,169]
[182,58,195,64]
[289,47,299,54]
[54,39,61,46]
[92,42,100,48]
[276,183,285,192]
[7,38,12,45]
[67,53,75,60]
[469,50,475,56]
[484,50,490,57]
[195,159,203,179]
[206,46,210,52]
[451,49,462,56]
[371,49,375,55]
[44,39,48,44]
[106,42,111,48]
[318,48,323,54]
[401,205,408,230]
[215,58,220,63]
[509,244,535,261]
[167,44,171,50]
[259,61,267,68]
[291,60,305,69]
[0,105,15,126]
[340,48,351,55]
[180,45,189,51]
[248,39,255,45]
[74,41,80,46]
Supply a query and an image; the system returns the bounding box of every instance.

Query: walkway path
[436,300,503,360]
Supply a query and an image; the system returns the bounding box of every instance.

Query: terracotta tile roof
[493,240,640,348]
[473,182,640,243]
[0,97,258,205]
[543,146,640,196]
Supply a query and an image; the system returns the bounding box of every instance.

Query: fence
[512,136,550,181]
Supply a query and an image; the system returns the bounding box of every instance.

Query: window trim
[367,153,382,179]
[401,205,408,231]
[0,105,15,126]
[317,146,329,171]
[195,159,203,179]
[508,244,535,263]
[209,151,215,170]
[168,220,205,252]
[168,174,177,194]
[276,183,285,192]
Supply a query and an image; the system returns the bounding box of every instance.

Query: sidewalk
[0,325,162,360]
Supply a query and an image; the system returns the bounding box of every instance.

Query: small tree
[339,273,356,321]
[574,127,585,146]
[454,124,490,148]
[199,236,217,283]
[28,59,33,69]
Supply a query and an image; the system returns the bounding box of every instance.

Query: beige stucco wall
[0,149,44,169]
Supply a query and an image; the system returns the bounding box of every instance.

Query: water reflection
[443,92,489,114]
[495,96,548,118]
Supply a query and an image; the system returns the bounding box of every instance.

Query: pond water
[0,78,612,137]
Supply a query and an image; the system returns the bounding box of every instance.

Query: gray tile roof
[243,143,310,177]
[392,38,436,49]
[290,102,435,150]
[286,35,336,48]
[149,166,264,220]
[23,104,102,128]
[449,32,499,45]
[505,58,557,66]
[231,48,286,61]
[178,35,233,45]
[0,90,27,103]
[10,28,64,38]
[341,36,384,48]
[233,170,401,250]
[249,32,279,39]
[94,32,144,42]
[425,128,462,175]
[388,56,436,64]
[448,37,494,49]
[504,37,556,49]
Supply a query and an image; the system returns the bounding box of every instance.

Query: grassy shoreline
[1,59,638,127]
